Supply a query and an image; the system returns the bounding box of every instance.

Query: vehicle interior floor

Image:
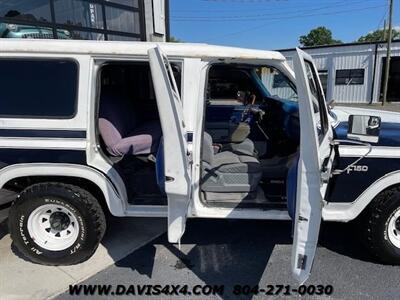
[117,156,167,205]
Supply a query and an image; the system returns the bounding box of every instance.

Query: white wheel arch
[0,163,127,216]
[323,170,400,222]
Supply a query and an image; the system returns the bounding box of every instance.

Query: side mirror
[347,115,381,143]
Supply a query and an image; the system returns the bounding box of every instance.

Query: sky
[170,0,400,50]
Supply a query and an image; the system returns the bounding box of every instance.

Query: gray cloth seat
[221,138,256,156]
[201,132,262,194]
[222,122,256,156]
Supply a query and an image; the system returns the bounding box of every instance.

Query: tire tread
[362,185,400,263]
[9,182,106,265]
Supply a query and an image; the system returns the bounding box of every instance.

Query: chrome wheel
[387,209,400,249]
[27,204,80,251]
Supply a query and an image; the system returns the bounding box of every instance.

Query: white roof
[0,39,285,61]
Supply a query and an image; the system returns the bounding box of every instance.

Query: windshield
[256,66,298,102]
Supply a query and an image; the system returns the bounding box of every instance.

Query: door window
[207,66,261,106]
[318,70,328,97]
[304,60,329,143]
[259,66,298,101]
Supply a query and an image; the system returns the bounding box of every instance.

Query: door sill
[124,204,168,217]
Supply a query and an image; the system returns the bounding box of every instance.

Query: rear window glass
[0,59,78,118]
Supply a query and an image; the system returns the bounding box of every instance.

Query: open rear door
[291,48,336,283]
[148,46,191,243]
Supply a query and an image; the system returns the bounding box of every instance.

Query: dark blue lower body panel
[0,149,87,171]
[327,157,400,203]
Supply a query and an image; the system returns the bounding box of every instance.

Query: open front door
[148,46,191,243]
[291,48,336,283]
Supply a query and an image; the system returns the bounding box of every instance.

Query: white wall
[280,42,400,104]
[144,0,167,42]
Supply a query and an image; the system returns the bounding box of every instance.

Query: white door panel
[292,48,335,283]
[148,46,191,243]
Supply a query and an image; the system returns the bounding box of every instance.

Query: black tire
[361,185,400,264]
[9,182,106,265]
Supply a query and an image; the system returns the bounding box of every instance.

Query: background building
[0,0,168,42]
[277,41,400,104]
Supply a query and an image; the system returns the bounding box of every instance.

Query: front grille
[22,33,53,39]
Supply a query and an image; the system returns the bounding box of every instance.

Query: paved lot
[0,217,165,299]
[57,219,400,300]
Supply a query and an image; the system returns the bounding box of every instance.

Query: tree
[299,26,342,47]
[168,36,183,43]
[358,28,400,43]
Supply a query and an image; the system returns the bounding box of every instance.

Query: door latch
[297,254,307,270]
[321,168,330,183]
[187,151,193,166]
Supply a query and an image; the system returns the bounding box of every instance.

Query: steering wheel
[240,102,269,141]
[241,104,266,124]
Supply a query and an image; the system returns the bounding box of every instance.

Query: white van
[1,40,399,283]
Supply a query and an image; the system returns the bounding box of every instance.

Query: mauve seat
[99,89,161,157]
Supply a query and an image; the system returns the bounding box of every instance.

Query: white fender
[0,163,126,216]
